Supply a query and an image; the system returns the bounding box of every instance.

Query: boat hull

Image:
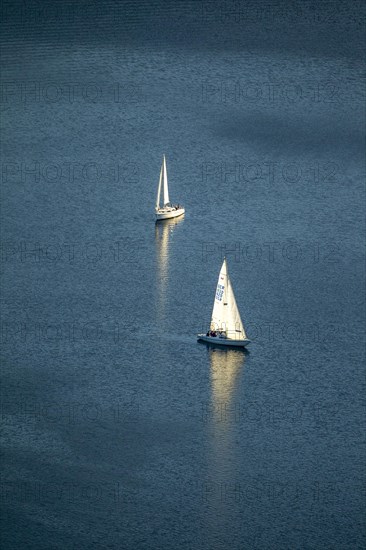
[156,208,185,221]
[197,334,250,348]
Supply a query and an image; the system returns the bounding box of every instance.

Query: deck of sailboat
[197,334,250,348]
[156,207,185,220]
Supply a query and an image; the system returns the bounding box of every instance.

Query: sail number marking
[215,284,224,301]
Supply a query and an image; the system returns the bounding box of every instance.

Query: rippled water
[1,1,365,549]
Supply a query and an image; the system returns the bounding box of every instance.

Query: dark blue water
[1,1,365,548]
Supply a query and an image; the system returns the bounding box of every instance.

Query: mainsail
[156,162,163,209]
[156,156,170,209]
[163,155,170,206]
[210,258,247,340]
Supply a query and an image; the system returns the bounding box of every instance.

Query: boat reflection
[208,346,246,423]
[155,216,184,322]
[200,346,246,539]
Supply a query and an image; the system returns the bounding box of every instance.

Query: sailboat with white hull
[197,258,250,348]
[155,155,185,221]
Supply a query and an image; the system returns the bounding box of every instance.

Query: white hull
[197,334,250,348]
[156,207,185,221]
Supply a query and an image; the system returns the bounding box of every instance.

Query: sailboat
[155,155,185,221]
[197,258,250,347]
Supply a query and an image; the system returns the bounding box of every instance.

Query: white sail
[163,155,170,206]
[210,258,247,340]
[155,155,185,220]
[156,163,163,209]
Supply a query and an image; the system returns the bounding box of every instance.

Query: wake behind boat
[197,258,250,348]
[155,155,185,221]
